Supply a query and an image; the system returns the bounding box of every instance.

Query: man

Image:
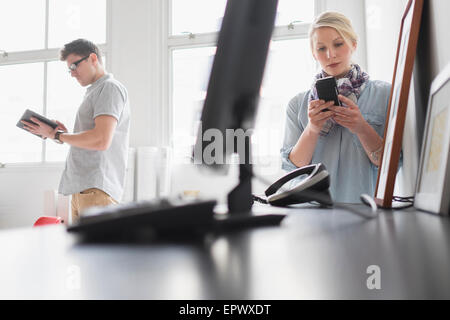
[21,39,130,223]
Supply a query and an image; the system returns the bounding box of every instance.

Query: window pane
[171,39,316,165]
[276,0,315,26]
[48,0,106,49]
[253,39,316,172]
[171,0,315,35]
[172,47,215,158]
[0,63,44,163]
[45,60,85,162]
[0,0,46,51]
[171,0,227,35]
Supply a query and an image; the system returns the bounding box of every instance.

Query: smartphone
[315,76,341,111]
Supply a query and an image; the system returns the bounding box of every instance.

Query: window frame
[165,0,326,152]
[0,0,110,167]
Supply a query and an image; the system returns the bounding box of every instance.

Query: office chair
[33,216,64,227]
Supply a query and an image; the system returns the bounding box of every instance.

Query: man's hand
[54,120,68,133]
[21,117,59,139]
[329,94,368,134]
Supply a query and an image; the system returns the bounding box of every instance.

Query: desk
[1,204,450,299]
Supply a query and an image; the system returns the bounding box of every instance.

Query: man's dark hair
[60,38,103,65]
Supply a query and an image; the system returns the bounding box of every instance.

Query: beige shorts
[71,188,118,223]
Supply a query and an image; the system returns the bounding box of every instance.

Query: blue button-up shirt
[280,80,391,203]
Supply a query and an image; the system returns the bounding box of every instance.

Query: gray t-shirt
[58,73,130,201]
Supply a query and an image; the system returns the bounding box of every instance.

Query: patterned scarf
[309,64,370,136]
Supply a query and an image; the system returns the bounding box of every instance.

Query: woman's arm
[330,95,383,166]
[355,122,383,166]
[288,100,334,168]
[288,124,320,167]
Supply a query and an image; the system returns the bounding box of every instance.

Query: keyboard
[67,198,286,242]
[67,198,217,242]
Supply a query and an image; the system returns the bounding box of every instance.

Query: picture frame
[374,0,424,208]
[414,63,450,215]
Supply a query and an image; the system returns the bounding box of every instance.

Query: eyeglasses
[68,55,90,73]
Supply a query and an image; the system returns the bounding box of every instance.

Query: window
[0,63,44,163]
[170,0,321,174]
[0,0,47,52]
[171,0,316,35]
[171,0,227,35]
[0,0,107,164]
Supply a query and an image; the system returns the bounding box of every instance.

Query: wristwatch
[54,130,64,144]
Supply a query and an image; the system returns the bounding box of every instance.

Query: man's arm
[58,115,118,151]
[23,115,118,151]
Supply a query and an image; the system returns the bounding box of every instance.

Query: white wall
[365,0,408,82]
[0,165,64,229]
[108,0,167,148]
[325,0,368,71]
[426,0,450,76]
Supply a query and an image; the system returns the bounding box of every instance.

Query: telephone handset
[261,163,333,207]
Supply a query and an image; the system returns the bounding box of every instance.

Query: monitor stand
[213,161,287,232]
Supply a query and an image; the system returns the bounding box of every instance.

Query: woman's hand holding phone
[307,99,335,134]
[329,94,367,134]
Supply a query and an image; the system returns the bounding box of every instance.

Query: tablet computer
[16,109,58,139]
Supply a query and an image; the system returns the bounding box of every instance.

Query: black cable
[393,196,415,203]
[391,195,414,210]
[252,194,268,204]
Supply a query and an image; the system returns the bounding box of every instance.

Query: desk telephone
[254,163,333,207]
[253,163,380,218]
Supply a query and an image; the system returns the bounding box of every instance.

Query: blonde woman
[280,12,391,203]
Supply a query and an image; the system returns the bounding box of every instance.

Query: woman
[280,11,391,203]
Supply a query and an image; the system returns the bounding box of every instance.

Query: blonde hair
[309,11,358,51]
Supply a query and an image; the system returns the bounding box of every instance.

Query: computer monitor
[195,0,278,167]
[194,0,285,226]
